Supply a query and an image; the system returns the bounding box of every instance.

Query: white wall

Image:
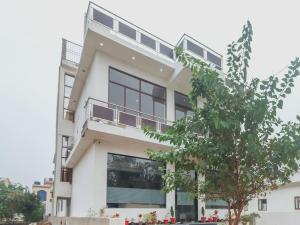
[70,139,175,220]
[247,183,300,213]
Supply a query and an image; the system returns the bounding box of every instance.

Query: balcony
[176,34,223,70]
[61,39,82,67]
[85,2,175,61]
[84,98,172,135]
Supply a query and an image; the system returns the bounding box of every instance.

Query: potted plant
[200,207,206,223]
[164,213,169,224]
[125,217,129,225]
[212,210,218,222]
[170,206,176,224]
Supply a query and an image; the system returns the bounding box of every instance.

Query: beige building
[32,178,54,216]
[0,177,11,186]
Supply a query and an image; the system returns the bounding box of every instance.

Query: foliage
[143,211,157,224]
[201,206,205,217]
[0,183,44,223]
[145,21,300,225]
[240,213,260,225]
[170,206,174,218]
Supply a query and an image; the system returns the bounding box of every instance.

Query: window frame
[295,196,300,210]
[174,91,194,120]
[106,152,166,208]
[258,198,267,211]
[108,67,167,121]
[63,74,75,121]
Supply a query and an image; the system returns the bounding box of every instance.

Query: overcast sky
[1,0,300,188]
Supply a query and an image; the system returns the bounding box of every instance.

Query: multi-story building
[52,1,232,222]
[32,178,54,216]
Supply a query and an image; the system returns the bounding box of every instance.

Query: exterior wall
[70,140,175,220]
[248,183,300,213]
[74,50,190,144]
[32,184,53,216]
[52,65,76,215]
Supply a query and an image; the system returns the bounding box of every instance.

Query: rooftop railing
[61,39,82,65]
[176,34,223,70]
[85,2,175,60]
[84,98,173,134]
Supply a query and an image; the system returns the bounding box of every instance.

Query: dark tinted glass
[207,51,222,67]
[154,99,165,120]
[125,89,139,113]
[141,94,154,117]
[107,154,166,208]
[141,34,156,49]
[93,9,113,29]
[109,68,139,90]
[175,92,192,108]
[187,40,204,57]
[109,83,124,107]
[206,200,228,209]
[160,43,173,59]
[141,81,165,99]
[119,22,136,40]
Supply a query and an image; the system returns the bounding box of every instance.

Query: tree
[0,183,44,223]
[145,21,300,225]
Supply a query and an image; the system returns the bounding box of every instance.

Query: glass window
[63,74,75,121]
[175,92,193,120]
[110,68,139,90]
[109,83,124,108]
[205,199,228,209]
[64,74,75,87]
[37,190,47,202]
[258,199,267,211]
[109,68,166,121]
[107,153,166,208]
[295,197,300,210]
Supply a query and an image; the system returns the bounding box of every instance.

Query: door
[175,188,198,223]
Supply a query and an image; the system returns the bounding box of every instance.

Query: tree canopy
[145,21,300,225]
[0,183,44,223]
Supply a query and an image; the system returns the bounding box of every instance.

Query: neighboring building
[0,177,11,186]
[52,2,225,221]
[32,178,54,216]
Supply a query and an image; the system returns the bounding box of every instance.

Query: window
[61,136,72,182]
[175,92,193,120]
[205,199,228,209]
[107,153,166,208]
[109,68,166,121]
[56,197,70,216]
[63,74,75,121]
[258,199,267,211]
[37,190,47,202]
[295,197,300,210]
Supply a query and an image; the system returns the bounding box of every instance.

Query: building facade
[32,178,54,216]
[52,2,225,221]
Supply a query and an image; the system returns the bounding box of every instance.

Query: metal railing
[176,34,223,70]
[85,2,175,60]
[84,97,173,134]
[61,39,82,65]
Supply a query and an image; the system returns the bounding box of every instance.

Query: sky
[0,0,300,188]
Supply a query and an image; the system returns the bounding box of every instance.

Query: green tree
[145,21,300,225]
[0,183,44,223]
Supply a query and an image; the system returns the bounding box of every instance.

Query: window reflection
[107,153,166,208]
[175,92,193,120]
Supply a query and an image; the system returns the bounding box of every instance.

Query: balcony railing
[85,2,175,60]
[176,34,223,70]
[84,98,173,134]
[61,39,82,65]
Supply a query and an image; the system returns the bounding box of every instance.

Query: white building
[52,2,300,223]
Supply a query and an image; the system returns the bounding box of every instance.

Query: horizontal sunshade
[93,9,113,29]
[207,51,222,67]
[187,40,204,57]
[141,34,156,50]
[119,22,136,40]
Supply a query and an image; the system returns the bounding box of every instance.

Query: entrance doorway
[175,188,198,223]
